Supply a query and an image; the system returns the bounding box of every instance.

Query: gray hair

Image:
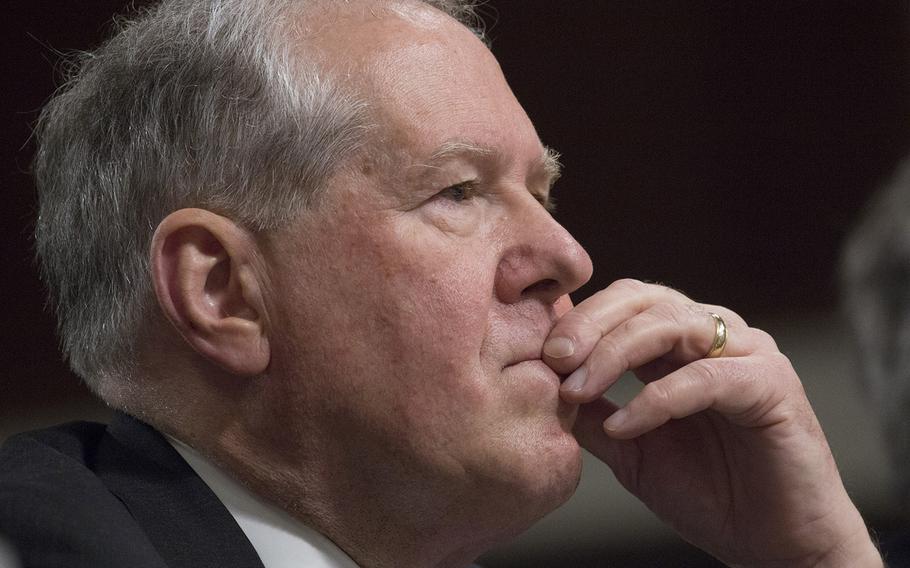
[33,0,486,402]
[841,157,910,502]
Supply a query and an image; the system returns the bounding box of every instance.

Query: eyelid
[438,179,480,202]
[451,179,479,192]
[433,178,556,212]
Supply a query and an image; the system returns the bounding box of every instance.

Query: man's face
[259,4,593,532]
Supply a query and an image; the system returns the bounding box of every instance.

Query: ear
[150,208,270,376]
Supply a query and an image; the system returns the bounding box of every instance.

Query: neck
[210,424,501,568]
[151,364,536,567]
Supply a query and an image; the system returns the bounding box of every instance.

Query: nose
[495,199,593,305]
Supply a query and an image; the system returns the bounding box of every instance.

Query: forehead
[303,2,544,165]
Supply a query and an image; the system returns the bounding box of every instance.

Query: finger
[543,279,750,375]
[601,353,795,439]
[560,303,774,404]
[543,279,694,374]
[559,303,730,403]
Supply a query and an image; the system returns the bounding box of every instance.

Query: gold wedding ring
[705,313,727,359]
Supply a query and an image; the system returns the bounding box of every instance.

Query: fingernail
[544,337,575,358]
[603,408,629,432]
[561,367,587,392]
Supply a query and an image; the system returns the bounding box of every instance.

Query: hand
[543,279,881,567]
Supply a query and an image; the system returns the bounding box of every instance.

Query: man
[842,158,910,566]
[0,0,883,566]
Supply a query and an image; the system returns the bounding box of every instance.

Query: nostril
[522,278,559,298]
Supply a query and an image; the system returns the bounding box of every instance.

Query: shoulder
[0,421,165,567]
[1,420,106,468]
[0,421,112,512]
[0,421,113,507]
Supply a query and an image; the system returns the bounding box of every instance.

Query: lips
[502,337,550,368]
[505,358,564,387]
[504,349,544,368]
[498,314,559,369]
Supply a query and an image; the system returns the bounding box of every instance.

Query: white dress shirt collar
[167,436,360,568]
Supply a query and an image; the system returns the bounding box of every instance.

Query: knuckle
[766,350,796,376]
[593,336,630,374]
[551,310,603,347]
[642,381,674,412]
[618,309,658,336]
[647,301,681,325]
[557,308,596,333]
[673,302,697,328]
[609,278,644,294]
[747,326,779,351]
[727,311,749,328]
[650,302,699,349]
[692,357,755,393]
[659,284,692,302]
[705,305,748,328]
[689,358,723,385]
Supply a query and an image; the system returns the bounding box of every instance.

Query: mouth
[505,358,563,387]
[502,344,548,369]
[501,358,580,430]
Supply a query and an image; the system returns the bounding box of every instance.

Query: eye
[439,180,479,203]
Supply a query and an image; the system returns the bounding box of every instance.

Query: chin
[502,399,582,504]
[529,431,583,506]
[434,419,582,560]
[535,403,583,503]
[470,438,582,554]
[490,424,583,526]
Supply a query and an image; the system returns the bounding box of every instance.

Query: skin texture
[147,2,882,567]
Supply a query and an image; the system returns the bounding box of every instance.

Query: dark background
[4,2,910,566]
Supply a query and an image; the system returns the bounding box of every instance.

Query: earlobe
[150,208,270,376]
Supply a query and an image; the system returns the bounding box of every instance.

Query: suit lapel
[96,412,266,568]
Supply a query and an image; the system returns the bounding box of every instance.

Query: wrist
[741,509,884,568]
[812,525,882,568]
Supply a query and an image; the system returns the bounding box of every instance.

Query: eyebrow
[423,140,563,187]
[414,140,562,213]
[428,140,494,162]
[541,147,562,186]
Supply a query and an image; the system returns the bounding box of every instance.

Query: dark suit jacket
[883,530,910,568]
[0,413,265,568]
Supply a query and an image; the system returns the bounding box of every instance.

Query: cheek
[367,225,505,405]
[386,213,495,324]
[264,200,511,435]
[376,247,492,375]
[283,216,498,389]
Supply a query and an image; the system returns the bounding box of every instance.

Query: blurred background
[4,1,910,566]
